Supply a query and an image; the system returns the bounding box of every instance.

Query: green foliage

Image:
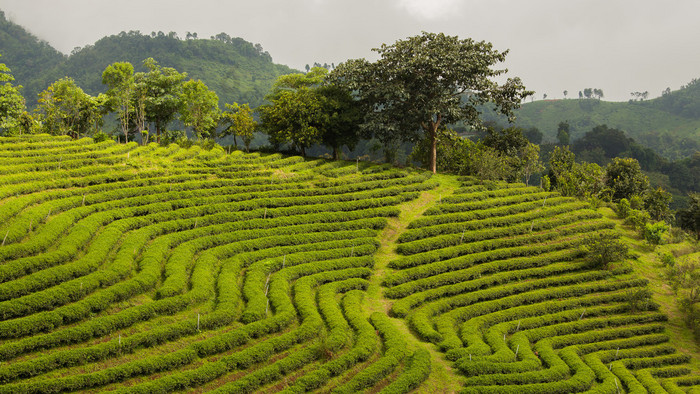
[617,198,631,219]
[102,61,135,142]
[221,102,256,152]
[0,54,26,136]
[624,208,650,230]
[677,193,700,238]
[582,233,628,269]
[139,58,187,143]
[605,157,650,201]
[642,221,669,244]
[0,17,294,109]
[330,32,532,171]
[179,79,220,139]
[259,67,360,158]
[35,77,105,138]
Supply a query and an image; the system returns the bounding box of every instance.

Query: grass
[363,172,465,393]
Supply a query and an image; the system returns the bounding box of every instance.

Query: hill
[482,83,700,160]
[0,134,697,393]
[0,11,297,108]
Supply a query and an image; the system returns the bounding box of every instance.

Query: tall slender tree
[102,62,135,142]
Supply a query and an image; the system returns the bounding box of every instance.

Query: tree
[677,193,700,238]
[329,32,532,173]
[518,142,544,186]
[593,88,604,100]
[583,88,592,99]
[556,121,570,145]
[139,58,187,143]
[605,157,650,201]
[643,187,672,222]
[221,102,256,152]
[259,69,328,156]
[0,55,26,136]
[582,232,628,269]
[548,145,575,188]
[259,67,360,158]
[316,83,363,159]
[36,77,104,139]
[102,62,135,142]
[522,126,543,144]
[563,90,568,99]
[180,79,220,139]
[482,126,528,156]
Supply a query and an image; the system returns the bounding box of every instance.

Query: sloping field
[0,135,697,393]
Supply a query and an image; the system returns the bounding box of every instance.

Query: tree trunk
[427,114,442,174]
[333,146,340,160]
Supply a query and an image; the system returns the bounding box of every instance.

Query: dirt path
[363,173,465,393]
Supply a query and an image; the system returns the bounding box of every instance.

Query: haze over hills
[0,10,297,108]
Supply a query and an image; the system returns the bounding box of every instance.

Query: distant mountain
[0,11,297,108]
[0,11,65,90]
[486,82,700,160]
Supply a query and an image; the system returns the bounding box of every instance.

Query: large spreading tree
[330,32,532,172]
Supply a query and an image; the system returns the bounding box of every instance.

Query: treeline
[1,31,698,237]
[0,11,294,108]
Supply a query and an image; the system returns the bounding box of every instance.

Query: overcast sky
[1,0,699,102]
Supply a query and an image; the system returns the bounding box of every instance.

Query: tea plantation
[0,135,697,393]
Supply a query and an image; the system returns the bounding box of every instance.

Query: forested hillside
[488,82,700,160]
[0,11,296,108]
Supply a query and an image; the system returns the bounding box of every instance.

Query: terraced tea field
[0,135,697,393]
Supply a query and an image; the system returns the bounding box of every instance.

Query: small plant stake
[515,344,519,360]
[469,354,471,361]
[282,255,286,268]
[579,309,586,320]
[264,208,267,219]
[503,334,506,342]
[516,320,521,331]
[119,334,121,346]
[197,314,200,331]
[615,347,619,359]
[460,229,465,243]
[2,230,8,247]
[82,194,86,206]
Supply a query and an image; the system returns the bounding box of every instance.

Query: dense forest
[0,11,296,108]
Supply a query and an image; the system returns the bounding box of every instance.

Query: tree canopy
[330,32,532,172]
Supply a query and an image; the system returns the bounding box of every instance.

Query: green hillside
[0,135,697,393]
[482,85,700,160]
[0,12,296,108]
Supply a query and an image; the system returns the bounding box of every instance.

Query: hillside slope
[485,83,700,160]
[0,135,697,393]
[0,12,296,107]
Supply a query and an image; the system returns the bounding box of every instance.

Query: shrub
[581,233,628,269]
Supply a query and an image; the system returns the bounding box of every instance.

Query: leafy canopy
[330,32,532,171]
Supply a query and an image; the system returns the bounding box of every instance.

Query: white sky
[1,0,699,102]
